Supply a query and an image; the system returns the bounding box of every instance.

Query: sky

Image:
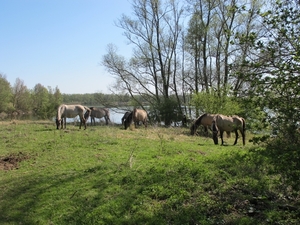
[0,0,133,94]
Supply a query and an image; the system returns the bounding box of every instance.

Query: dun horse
[89,107,110,125]
[56,104,91,130]
[190,113,219,135]
[124,108,147,130]
[211,114,246,146]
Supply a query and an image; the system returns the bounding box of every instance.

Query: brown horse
[190,113,217,135]
[88,107,110,125]
[56,104,91,130]
[211,114,246,146]
[124,108,148,130]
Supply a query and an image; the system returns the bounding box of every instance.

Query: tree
[32,83,50,119]
[12,78,32,113]
[191,87,243,115]
[0,74,13,112]
[244,0,300,139]
[48,86,63,117]
[185,0,264,118]
[102,0,185,125]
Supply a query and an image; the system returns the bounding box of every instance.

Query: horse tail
[242,117,246,145]
[83,106,91,121]
[190,113,207,135]
[105,108,111,122]
[211,117,219,145]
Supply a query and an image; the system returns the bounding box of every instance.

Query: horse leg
[79,117,82,129]
[220,131,224,145]
[240,128,245,146]
[63,118,66,129]
[233,130,239,145]
[83,117,87,129]
[204,126,208,136]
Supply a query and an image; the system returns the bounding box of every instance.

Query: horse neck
[57,105,63,120]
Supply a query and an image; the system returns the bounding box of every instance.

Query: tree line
[0,77,62,120]
[0,76,134,120]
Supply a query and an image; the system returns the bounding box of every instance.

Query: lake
[59,108,129,125]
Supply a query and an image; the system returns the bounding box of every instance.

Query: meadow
[0,121,299,225]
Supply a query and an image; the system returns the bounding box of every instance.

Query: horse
[56,104,91,130]
[124,111,133,130]
[133,108,147,128]
[121,111,131,125]
[89,107,110,125]
[190,113,218,135]
[211,114,246,146]
[124,108,148,130]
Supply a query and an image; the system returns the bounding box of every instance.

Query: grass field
[0,121,299,224]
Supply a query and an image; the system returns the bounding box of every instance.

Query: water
[57,108,128,125]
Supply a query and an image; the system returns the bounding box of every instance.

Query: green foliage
[191,88,243,115]
[238,97,270,134]
[244,1,300,138]
[149,96,183,125]
[32,84,51,119]
[0,74,13,112]
[47,86,63,117]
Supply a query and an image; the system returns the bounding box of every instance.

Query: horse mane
[190,113,207,135]
[84,106,91,112]
[56,104,64,120]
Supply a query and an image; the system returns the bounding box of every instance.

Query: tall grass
[0,121,299,224]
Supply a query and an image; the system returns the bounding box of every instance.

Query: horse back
[232,115,245,130]
[133,109,147,122]
[90,107,109,118]
[214,114,235,132]
[201,114,215,126]
[59,105,85,118]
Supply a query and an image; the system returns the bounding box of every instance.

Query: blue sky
[0,0,132,94]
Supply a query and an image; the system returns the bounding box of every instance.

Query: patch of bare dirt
[0,152,30,171]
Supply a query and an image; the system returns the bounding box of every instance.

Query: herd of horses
[55,104,245,146]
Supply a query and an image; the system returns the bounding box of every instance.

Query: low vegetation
[0,121,299,224]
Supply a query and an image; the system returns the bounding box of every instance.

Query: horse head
[56,118,62,129]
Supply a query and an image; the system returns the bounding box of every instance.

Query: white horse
[56,104,91,130]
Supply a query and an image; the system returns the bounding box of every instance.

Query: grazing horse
[133,108,147,128]
[124,111,133,130]
[56,104,90,130]
[89,107,110,125]
[121,111,132,125]
[211,114,246,146]
[124,108,148,130]
[190,113,218,135]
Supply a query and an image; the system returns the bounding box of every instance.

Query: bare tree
[102,0,185,125]
[185,0,265,97]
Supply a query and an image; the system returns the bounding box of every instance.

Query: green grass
[0,121,299,224]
